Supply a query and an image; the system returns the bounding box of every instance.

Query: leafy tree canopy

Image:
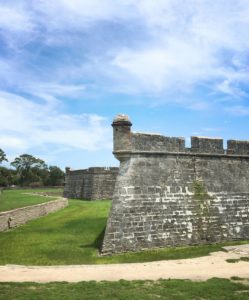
[11,154,47,171]
[10,154,48,186]
[46,166,65,186]
[0,152,64,187]
[0,149,8,164]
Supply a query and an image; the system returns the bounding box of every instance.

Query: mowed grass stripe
[0,278,249,300]
[0,189,62,212]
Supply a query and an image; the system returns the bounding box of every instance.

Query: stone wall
[63,167,119,200]
[0,198,68,232]
[101,115,249,254]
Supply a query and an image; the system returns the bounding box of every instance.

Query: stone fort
[64,167,119,200]
[101,114,249,254]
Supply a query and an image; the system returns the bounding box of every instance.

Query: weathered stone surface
[191,136,224,154]
[0,198,68,232]
[132,133,185,152]
[227,140,249,155]
[63,167,119,200]
[101,115,249,254]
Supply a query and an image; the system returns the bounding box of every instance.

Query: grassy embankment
[0,189,248,265]
[0,278,249,300]
[0,189,62,212]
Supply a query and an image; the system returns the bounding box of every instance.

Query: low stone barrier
[0,198,68,232]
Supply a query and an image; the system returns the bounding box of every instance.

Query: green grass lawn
[0,188,62,212]
[0,195,249,265]
[0,278,249,300]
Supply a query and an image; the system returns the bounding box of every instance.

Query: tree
[46,166,65,186]
[11,154,46,171]
[11,154,48,186]
[0,149,8,164]
[0,167,12,186]
[0,150,10,187]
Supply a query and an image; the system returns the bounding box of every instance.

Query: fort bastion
[101,114,249,254]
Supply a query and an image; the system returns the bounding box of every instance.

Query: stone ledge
[0,198,68,232]
[113,150,249,159]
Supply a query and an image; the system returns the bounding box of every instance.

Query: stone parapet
[227,140,249,155]
[131,133,185,152]
[191,136,224,154]
[110,115,249,157]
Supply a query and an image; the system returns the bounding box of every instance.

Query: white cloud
[110,0,249,97]
[0,136,28,151]
[112,39,216,92]
[1,0,249,169]
[225,105,249,116]
[24,82,86,108]
[30,83,85,97]
[0,91,112,155]
[1,0,249,110]
[34,0,124,29]
[0,5,33,33]
[216,80,247,98]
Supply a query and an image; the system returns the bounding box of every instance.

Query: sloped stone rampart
[0,198,68,232]
[101,115,249,254]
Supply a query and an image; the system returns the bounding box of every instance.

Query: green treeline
[0,149,64,187]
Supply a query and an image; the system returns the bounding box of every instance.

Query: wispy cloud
[0,91,112,156]
[225,105,249,116]
[110,1,249,99]
[1,0,249,166]
[1,0,249,101]
[0,5,33,33]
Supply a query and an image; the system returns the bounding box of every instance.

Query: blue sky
[1,0,249,170]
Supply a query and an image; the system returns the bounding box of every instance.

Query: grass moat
[0,189,248,265]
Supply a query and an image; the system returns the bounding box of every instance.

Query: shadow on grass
[79,227,106,250]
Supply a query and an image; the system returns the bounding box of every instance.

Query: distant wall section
[63,167,119,200]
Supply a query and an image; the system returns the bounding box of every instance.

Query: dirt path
[0,245,249,283]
